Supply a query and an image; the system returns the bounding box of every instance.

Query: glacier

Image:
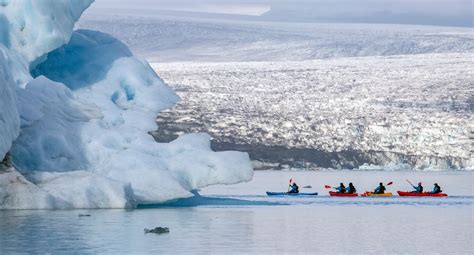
[0,0,253,209]
[151,54,473,171]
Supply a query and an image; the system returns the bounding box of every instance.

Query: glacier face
[151,54,473,170]
[0,1,253,209]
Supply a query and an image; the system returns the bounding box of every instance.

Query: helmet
[418,182,422,185]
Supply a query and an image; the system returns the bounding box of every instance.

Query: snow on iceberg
[0,1,253,209]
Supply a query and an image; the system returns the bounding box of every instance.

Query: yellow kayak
[362,192,393,197]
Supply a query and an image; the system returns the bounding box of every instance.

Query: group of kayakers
[288,180,443,194]
[332,182,442,194]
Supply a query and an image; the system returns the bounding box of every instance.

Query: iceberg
[0,0,253,209]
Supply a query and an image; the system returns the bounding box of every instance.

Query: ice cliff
[0,0,252,209]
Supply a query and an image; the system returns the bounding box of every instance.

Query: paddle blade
[289,178,292,184]
[386,182,393,186]
[325,185,332,189]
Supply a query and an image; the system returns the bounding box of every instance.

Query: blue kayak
[266,192,318,196]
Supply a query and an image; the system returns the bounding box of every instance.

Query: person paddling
[430,183,442,194]
[346,183,357,194]
[374,182,386,194]
[335,183,346,193]
[412,182,423,193]
[288,182,299,194]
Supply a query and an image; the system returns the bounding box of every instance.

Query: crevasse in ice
[0,0,253,209]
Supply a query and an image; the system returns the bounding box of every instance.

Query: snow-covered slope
[78,15,474,62]
[151,53,474,170]
[0,1,253,209]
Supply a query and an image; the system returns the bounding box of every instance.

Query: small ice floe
[144,227,170,234]
[78,214,91,217]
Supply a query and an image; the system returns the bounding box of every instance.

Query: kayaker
[335,183,346,193]
[430,183,442,194]
[374,183,386,194]
[412,182,423,193]
[288,182,299,193]
[346,183,357,194]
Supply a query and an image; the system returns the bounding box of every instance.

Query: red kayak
[397,191,448,197]
[329,191,358,197]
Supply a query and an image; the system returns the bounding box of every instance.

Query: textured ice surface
[151,53,474,170]
[0,0,93,67]
[12,76,92,171]
[0,168,66,210]
[0,47,20,160]
[0,0,90,160]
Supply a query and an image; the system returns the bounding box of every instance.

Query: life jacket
[338,186,346,193]
[348,186,356,194]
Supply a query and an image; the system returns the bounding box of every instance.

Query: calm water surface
[0,203,472,254]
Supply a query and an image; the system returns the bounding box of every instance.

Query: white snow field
[0,1,252,209]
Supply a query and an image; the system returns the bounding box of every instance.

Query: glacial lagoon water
[1,171,472,254]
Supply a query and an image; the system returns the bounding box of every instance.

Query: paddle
[386,182,393,186]
[324,185,333,189]
[406,179,416,188]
